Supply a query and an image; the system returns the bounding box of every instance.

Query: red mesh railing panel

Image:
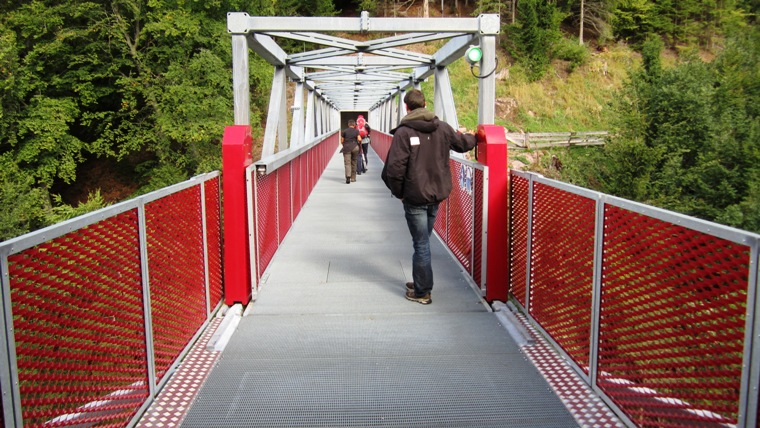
[509,173,529,306]
[145,187,208,384]
[372,132,391,162]
[277,163,293,243]
[598,205,748,426]
[446,160,475,273]
[434,198,448,240]
[530,182,596,374]
[8,210,149,426]
[473,168,484,288]
[204,177,223,308]
[292,155,304,219]
[255,171,279,277]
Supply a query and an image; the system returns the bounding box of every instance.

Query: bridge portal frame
[227,11,500,156]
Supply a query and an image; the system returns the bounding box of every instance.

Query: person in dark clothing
[381,89,477,304]
[341,119,362,183]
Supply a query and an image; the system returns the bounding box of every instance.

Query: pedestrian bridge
[1,12,759,428]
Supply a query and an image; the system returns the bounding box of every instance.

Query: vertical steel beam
[290,82,304,147]
[231,35,250,125]
[477,14,500,125]
[305,89,315,142]
[434,67,459,128]
[263,67,287,157]
[477,34,496,125]
[397,89,407,126]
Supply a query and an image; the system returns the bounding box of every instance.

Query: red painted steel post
[476,124,509,302]
[222,125,253,305]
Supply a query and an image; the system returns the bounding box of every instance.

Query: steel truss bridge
[0,12,759,428]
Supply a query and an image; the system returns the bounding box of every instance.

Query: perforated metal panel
[529,182,596,375]
[293,154,305,219]
[256,171,279,277]
[8,210,149,426]
[598,205,749,426]
[204,177,224,307]
[509,173,529,307]
[473,168,485,288]
[277,163,293,243]
[446,160,475,273]
[145,187,208,383]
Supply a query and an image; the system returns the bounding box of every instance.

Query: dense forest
[1,0,758,240]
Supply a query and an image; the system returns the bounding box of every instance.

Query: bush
[553,38,589,72]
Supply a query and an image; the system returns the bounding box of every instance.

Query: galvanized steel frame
[0,172,222,427]
[227,11,499,155]
[509,170,760,427]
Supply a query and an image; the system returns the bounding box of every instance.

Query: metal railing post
[0,252,21,427]
[222,126,254,305]
[524,174,534,313]
[589,195,605,388]
[137,201,157,399]
[476,124,509,302]
[741,237,760,427]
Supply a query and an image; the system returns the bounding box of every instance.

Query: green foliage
[564,27,760,233]
[357,0,378,15]
[612,0,658,43]
[45,191,108,225]
[553,37,590,72]
[0,0,292,239]
[0,154,47,240]
[507,0,565,81]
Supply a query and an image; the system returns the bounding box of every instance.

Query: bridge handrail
[253,130,340,175]
[0,171,223,427]
[509,169,760,427]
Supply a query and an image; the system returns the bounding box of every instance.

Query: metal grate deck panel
[183,312,577,428]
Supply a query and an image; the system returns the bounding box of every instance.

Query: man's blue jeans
[403,201,440,297]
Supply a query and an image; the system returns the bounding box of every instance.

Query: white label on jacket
[410,137,420,146]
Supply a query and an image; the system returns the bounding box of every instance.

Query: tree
[574,29,760,233]
[507,0,563,80]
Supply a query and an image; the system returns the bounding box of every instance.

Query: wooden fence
[506,131,608,149]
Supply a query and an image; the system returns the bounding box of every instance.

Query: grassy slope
[438,41,639,134]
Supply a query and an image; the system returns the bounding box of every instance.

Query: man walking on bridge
[381,89,477,304]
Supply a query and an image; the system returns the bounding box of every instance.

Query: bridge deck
[174,148,591,427]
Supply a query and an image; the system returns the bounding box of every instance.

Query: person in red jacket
[341,119,362,183]
[356,115,371,171]
[381,89,477,304]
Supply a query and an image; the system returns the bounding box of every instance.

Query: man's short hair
[404,89,425,110]
[348,119,356,127]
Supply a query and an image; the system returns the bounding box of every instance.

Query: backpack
[356,116,367,136]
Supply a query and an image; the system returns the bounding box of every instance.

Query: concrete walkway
[180,147,580,427]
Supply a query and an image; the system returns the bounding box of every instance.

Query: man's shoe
[346,177,350,184]
[405,289,431,305]
[406,282,414,290]
[351,177,356,182]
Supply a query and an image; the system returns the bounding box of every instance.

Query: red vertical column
[222,125,253,305]
[477,124,509,302]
